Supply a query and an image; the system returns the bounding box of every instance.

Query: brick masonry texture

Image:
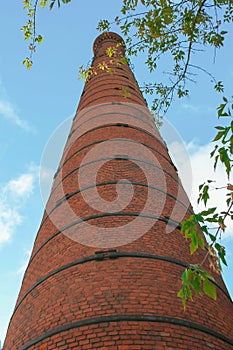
[3,32,233,350]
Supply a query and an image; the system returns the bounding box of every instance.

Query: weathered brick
[3,31,233,350]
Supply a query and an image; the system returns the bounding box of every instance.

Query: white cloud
[39,165,55,204]
[167,139,193,200]
[0,99,36,133]
[0,168,38,247]
[169,140,233,239]
[182,103,199,113]
[186,143,230,208]
[17,249,31,275]
[3,173,34,198]
[40,165,54,182]
[0,203,22,245]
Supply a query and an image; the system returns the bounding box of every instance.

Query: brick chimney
[3,32,233,350]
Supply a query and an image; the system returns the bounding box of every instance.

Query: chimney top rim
[93,31,126,55]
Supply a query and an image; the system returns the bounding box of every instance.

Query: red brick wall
[3,32,233,350]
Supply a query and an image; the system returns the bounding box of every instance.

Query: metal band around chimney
[19,314,233,350]
[73,101,151,123]
[54,137,177,181]
[64,123,168,161]
[51,155,181,199]
[40,180,192,229]
[27,212,182,270]
[14,251,231,316]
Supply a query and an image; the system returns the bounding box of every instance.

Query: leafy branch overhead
[21,0,71,69]
[212,97,233,177]
[98,0,232,113]
[22,0,233,114]
[179,98,233,307]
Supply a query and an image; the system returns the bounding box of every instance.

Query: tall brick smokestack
[3,32,233,349]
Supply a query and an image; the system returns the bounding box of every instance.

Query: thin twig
[189,64,217,83]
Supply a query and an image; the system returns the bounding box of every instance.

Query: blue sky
[0,1,233,344]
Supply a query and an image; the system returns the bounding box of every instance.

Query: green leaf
[213,130,225,142]
[191,274,201,295]
[24,31,32,40]
[210,145,218,158]
[219,147,231,177]
[22,57,33,70]
[187,286,193,300]
[215,126,225,130]
[215,243,228,266]
[209,233,216,242]
[177,289,184,298]
[214,81,224,93]
[201,207,217,216]
[220,253,227,266]
[182,268,191,283]
[198,235,205,250]
[214,155,219,170]
[97,19,111,32]
[195,213,204,223]
[190,238,198,254]
[49,0,56,9]
[119,57,129,65]
[203,279,217,300]
[39,0,48,7]
[177,288,187,310]
[200,225,208,235]
[36,35,44,43]
[23,0,31,9]
[214,242,222,251]
[199,183,204,191]
[106,47,115,57]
